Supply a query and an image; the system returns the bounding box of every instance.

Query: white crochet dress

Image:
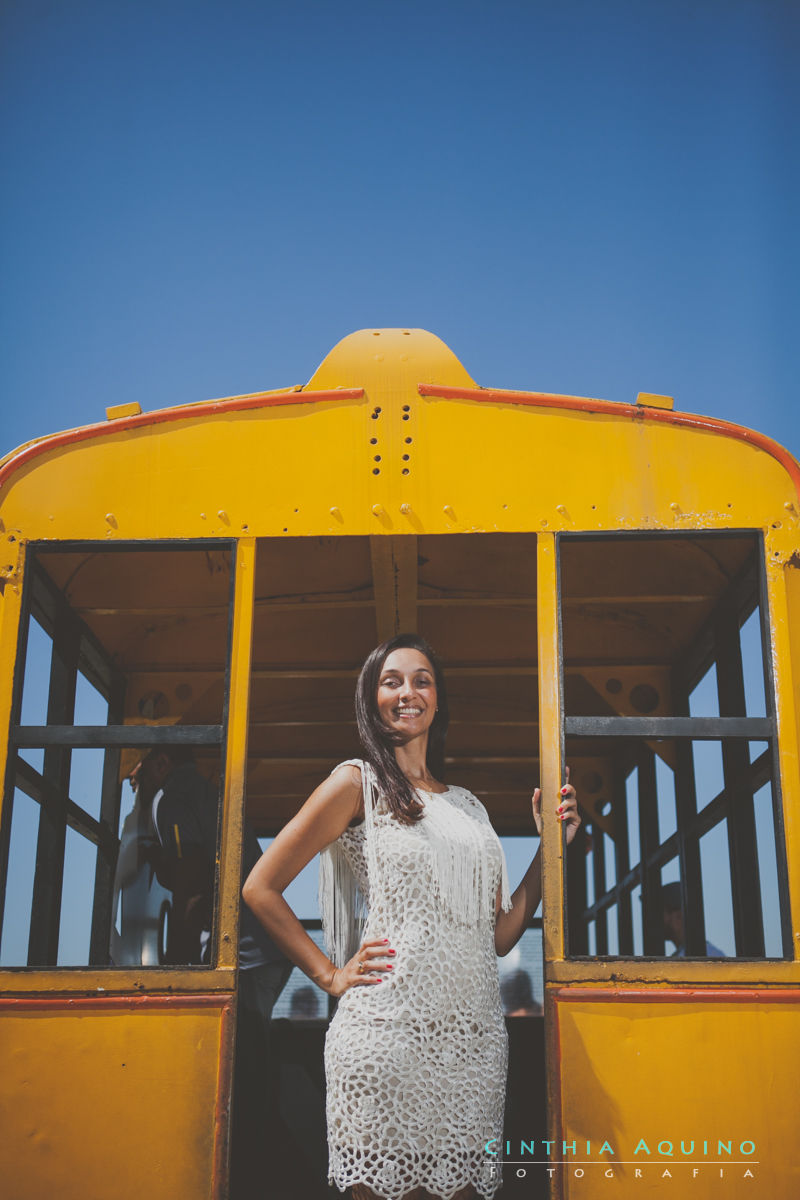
[319,759,512,1200]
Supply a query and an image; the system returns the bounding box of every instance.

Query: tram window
[699,823,734,956]
[0,790,38,967]
[561,532,790,960]
[58,825,96,965]
[18,616,52,774]
[261,844,329,1021]
[498,837,543,1018]
[740,608,767,717]
[73,670,109,726]
[0,543,233,969]
[753,782,783,957]
[498,927,544,1016]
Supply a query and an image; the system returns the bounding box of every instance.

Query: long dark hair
[355,632,450,825]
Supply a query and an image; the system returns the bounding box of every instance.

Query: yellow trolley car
[0,329,798,1199]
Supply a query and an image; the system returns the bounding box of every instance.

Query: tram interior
[1,530,788,1198]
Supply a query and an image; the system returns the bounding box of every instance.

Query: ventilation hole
[605,678,623,694]
[405,436,412,444]
[373,468,380,475]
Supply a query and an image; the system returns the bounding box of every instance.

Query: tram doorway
[240,532,544,1199]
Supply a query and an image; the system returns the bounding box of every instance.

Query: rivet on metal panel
[372,504,385,517]
[330,506,341,517]
[556,504,567,515]
[200,512,207,519]
[400,503,412,515]
[670,502,681,514]
[443,505,455,519]
[217,510,230,524]
[0,530,22,582]
[105,513,118,528]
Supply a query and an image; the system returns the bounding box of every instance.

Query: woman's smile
[377,647,437,736]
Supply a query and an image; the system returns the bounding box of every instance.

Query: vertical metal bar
[537,533,565,965]
[539,533,565,1200]
[638,751,663,956]
[613,763,633,954]
[0,543,28,951]
[592,828,608,954]
[565,821,588,955]
[27,598,79,965]
[759,546,794,959]
[217,538,257,972]
[715,602,764,955]
[671,681,708,956]
[88,669,126,965]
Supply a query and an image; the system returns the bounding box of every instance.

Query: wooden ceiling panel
[417,533,537,600]
[38,548,232,610]
[255,536,374,603]
[251,606,378,668]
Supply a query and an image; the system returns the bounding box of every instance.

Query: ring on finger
[357,959,366,974]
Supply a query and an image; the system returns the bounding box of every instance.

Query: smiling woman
[241,632,579,1200]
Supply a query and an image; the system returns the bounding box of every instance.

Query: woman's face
[376,647,437,741]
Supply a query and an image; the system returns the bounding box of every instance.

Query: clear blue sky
[1,0,798,458]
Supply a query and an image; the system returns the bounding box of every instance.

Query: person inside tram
[660,881,725,957]
[500,969,542,1017]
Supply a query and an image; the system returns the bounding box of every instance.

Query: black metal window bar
[0,544,232,968]
[562,535,792,960]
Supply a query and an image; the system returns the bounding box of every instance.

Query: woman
[243,633,581,1200]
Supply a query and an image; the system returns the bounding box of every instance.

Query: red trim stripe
[0,388,364,491]
[553,987,800,1003]
[418,383,800,501]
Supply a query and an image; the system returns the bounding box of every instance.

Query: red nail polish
[382,938,389,943]
[561,787,569,795]
[388,949,396,955]
[386,964,393,969]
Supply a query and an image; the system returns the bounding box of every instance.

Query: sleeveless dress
[319,759,513,1200]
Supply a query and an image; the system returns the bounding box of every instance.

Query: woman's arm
[494,769,580,956]
[242,764,391,996]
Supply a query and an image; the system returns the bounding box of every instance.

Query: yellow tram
[0,328,798,1199]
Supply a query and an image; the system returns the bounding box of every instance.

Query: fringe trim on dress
[319,758,512,966]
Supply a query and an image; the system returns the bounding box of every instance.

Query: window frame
[0,538,236,973]
[556,528,792,964]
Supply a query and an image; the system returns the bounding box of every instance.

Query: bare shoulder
[329,761,366,825]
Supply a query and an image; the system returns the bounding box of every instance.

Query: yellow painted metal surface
[553,991,800,1198]
[1,329,795,547]
[0,996,231,1200]
[216,538,257,972]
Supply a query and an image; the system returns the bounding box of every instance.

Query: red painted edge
[0,388,365,492]
[0,992,232,1011]
[418,383,800,502]
[552,986,800,1003]
[213,997,236,1200]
